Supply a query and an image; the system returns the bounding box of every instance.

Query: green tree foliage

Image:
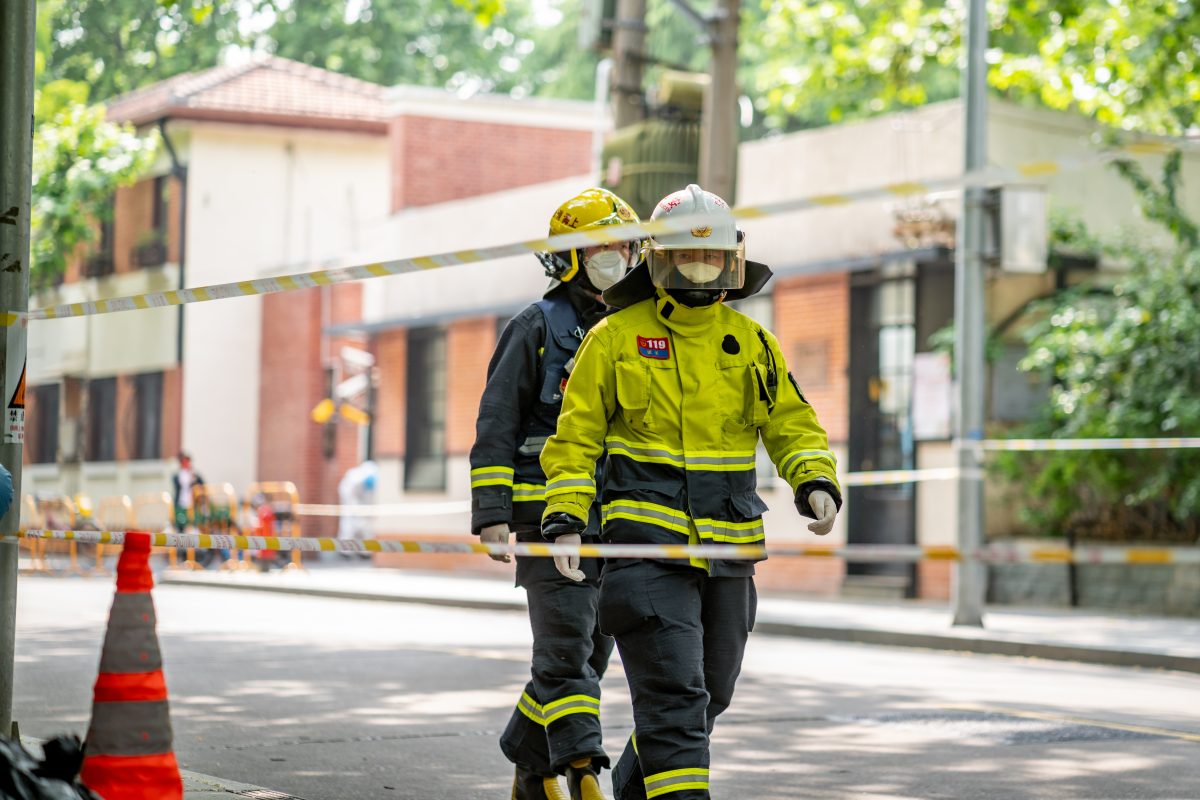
[39,0,249,102]
[32,0,159,290]
[30,105,159,291]
[996,152,1200,542]
[751,0,1200,136]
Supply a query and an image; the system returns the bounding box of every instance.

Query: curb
[159,573,1200,675]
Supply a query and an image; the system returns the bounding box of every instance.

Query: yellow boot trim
[543,776,570,800]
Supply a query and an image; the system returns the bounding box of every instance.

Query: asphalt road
[12,574,1200,799]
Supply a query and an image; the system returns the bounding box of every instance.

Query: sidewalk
[161,557,1200,674]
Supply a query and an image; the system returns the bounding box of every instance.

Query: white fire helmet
[646,184,745,291]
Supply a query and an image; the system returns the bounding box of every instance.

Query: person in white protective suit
[338,460,378,556]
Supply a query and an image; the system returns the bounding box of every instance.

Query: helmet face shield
[647,241,745,291]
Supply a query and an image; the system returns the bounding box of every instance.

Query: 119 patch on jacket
[637,336,670,360]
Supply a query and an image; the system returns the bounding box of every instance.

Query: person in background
[338,459,378,559]
[170,452,204,533]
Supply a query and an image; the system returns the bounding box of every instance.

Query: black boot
[512,764,569,800]
[565,758,606,800]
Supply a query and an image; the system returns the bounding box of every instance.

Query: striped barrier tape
[7,140,1181,326]
[11,530,1200,565]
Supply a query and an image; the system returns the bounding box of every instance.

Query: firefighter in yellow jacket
[540,185,841,800]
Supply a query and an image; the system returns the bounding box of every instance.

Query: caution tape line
[10,530,1200,564]
[8,142,1178,326]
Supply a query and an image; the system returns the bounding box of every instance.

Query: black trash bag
[0,735,102,800]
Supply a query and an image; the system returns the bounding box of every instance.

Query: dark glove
[541,512,587,542]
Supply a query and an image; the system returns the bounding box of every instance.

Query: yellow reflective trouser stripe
[780,449,837,476]
[602,500,691,536]
[471,466,515,488]
[541,694,601,724]
[545,473,595,497]
[517,692,545,726]
[512,483,546,502]
[695,517,765,544]
[644,768,711,798]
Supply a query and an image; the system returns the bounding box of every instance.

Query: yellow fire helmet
[538,188,641,289]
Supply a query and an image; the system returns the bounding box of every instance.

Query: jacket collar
[654,290,719,337]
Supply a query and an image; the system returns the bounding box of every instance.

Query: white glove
[480,523,512,563]
[554,533,585,582]
[806,490,838,536]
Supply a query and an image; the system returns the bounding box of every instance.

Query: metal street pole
[0,0,36,735]
[952,0,988,627]
[699,0,739,204]
[611,0,647,129]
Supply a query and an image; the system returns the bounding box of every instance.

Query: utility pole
[0,0,36,735]
[952,0,988,627]
[699,0,739,204]
[610,0,647,129]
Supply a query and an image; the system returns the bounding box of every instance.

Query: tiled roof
[106,56,389,131]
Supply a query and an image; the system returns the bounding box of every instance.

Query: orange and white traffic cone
[80,531,184,800]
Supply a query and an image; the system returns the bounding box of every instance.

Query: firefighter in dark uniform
[540,185,842,800]
[471,188,643,800]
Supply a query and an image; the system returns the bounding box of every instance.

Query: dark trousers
[599,562,756,800]
[500,527,614,775]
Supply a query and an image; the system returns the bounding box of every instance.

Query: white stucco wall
[182,122,390,493]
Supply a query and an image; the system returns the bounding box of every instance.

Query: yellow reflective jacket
[541,290,840,575]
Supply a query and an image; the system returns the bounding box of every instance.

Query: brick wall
[161,367,183,460]
[373,330,406,458]
[773,274,850,445]
[446,317,496,456]
[114,180,154,274]
[258,287,324,514]
[390,116,591,211]
[115,375,135,461]
[258,286,366,537]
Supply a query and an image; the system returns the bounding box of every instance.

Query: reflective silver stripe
[512,484,546,501]
[606,441,685,466]
[517,436,550,456]
[685,454,756,467]
[644,768,710,798]
[517,693,545,726]
[602,502,690,533]
[781,449,837,475]
[695,519,766,543]
[542,695,601,723]
[470,468,515,485]
[85,700,173,756]
[99,595,162,673]
[546,478,594,491]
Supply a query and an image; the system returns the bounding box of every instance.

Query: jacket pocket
[615,360,651,428]
[729,491,769,522]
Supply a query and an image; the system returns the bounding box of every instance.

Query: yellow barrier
[246,482,304,572]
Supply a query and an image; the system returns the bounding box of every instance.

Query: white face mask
[584,250,629,290]
[677,261,724,284]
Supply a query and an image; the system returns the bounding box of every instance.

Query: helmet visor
[647,242,745,290]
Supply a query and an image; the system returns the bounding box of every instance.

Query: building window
[87,377,117,462]
[134,372,163,460]
[30,384,59,465]
[85,196,116,278]
[404,327,447,492]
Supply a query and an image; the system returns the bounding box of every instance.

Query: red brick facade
[446,317,497,456]
[373,330,407,459]
[390,116,592,212]
[257,285,365,536]
[773,273,851,445]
